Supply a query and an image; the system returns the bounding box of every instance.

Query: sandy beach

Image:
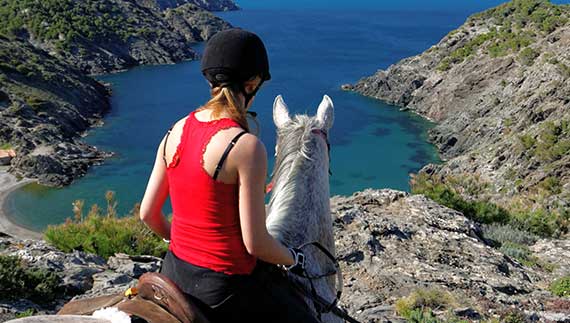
[0,167,42,240]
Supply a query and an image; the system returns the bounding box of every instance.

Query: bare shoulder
[234,133,267,163]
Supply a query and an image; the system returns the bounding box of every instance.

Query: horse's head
[268,95,342,323]
[267,94,334,244]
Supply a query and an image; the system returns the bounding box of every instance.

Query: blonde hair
[200,76,262,132]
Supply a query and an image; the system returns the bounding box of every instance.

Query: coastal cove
[0,8,476,232]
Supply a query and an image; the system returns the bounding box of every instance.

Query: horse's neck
[267,156,332,250]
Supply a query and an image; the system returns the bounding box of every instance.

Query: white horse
[267,95,342,323]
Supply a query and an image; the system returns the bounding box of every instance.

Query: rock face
[351,0,570,214]
[2,190,570,322]
[0,0,232,186]
[0,237,161,322]
[332,189,569,322]
[1,0,233,75]
[0,37,111,186]
[138,0,240,12]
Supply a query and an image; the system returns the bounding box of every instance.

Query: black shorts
[160,250,319,323]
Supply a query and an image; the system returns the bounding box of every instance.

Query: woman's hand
[140,136,171,240]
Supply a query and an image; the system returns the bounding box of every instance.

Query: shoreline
[0,168,42,240]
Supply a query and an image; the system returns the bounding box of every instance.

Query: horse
[267,94,342,323]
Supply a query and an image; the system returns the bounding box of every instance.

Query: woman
[140,28,318,322]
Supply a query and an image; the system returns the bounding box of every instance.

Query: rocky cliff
[0,0,233,186]
[1,190,569,322]
[0,0,233,75]
[0,37,111,186]
[349,0,570,227]
[137,0,240,12]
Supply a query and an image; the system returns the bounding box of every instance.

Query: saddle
[58,272,210,323]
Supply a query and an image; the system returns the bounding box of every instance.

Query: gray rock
[332,189,567,321]
[107,253,162,278]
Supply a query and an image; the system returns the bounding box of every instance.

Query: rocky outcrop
[350,0,570,214]
[0,238,161,322]
[0,37,111,186]
[137,0,239,12]
[333,189,570,322]
[164,4,233,43]
[2,189,570,322]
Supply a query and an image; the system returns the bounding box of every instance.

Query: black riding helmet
[201,28,271,107]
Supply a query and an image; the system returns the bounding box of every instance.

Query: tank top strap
[165,112,194,169]
[167,111,242,169]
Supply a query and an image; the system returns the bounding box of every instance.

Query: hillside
[0,0,233,74]
[0,36,111,186]
[349,0,570,237]
[137,0,239,11]
[0,0,233,185]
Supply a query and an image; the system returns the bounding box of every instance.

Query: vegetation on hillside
[437,0,569,71]
[0,0,157,52]
[550,277,570,297]
[44,191,168,259]
[411,172,567,270]
[0,255,60,303]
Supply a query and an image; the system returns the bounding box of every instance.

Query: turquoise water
[4,7,486,231]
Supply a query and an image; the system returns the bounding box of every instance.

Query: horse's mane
[267,115,318,241]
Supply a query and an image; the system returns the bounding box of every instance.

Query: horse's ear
[316,95,334,130]
[273,95,291,129]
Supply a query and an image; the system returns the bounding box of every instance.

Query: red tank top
[166,111,256,275]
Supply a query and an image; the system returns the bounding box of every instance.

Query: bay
[5,6,482,231]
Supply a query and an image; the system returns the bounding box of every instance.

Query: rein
[290,241,361,323]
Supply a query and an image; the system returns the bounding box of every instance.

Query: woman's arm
[236,135,294,266]
[140,136,171,240]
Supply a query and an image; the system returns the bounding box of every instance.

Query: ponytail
[199,77,262,133]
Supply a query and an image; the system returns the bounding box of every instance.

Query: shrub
[44,191,168,259]
[482,223,539,246]
[405,308,441,323]
[411,173,510,224]
[0,255,60,303]
[15,309,35,318]
[550,277,570,297]
[518,134,536,150]
[0,142,12,150]
[499,308,528,323]
[510,208,566,238]
[518,47,539,66]
[395,288,456,319]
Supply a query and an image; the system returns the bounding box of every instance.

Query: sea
[7,0,550,231]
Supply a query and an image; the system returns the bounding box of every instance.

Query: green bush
[0,142,12,150]
[411,172,568,238]
[44,191,168,259]
[395,288,456,319]
[405,308,441,323]
[411,173,510,224]
[510,208,567,237]
[550,277,570,297]
[0,255,60,302]
[534,120,570,162]
[500,308,528,323]
[518,47,539,65]
[482,223,539,246]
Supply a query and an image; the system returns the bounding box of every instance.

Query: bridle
[290,242,361,323]
[311,128,332,176]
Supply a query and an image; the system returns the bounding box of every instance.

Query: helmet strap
[241,80,264,109]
